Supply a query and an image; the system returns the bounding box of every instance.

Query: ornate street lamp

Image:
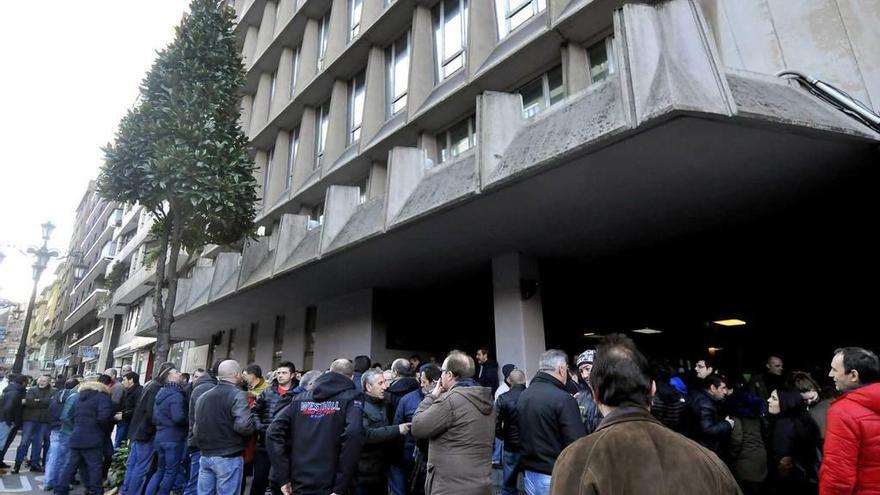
[13,221,59,373]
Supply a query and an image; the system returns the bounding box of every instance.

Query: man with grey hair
[358,368,411,493]
[267,359,364,495]
[516,350,585,495]
[496,368,527,495]
[386,358,419,424]
[194,360,255,495]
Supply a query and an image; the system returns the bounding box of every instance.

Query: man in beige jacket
[411,350,496,495]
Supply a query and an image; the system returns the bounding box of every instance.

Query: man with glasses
[411,351,495,495]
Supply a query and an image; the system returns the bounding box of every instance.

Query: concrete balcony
[63,289,108,332]
[112,265,156,307]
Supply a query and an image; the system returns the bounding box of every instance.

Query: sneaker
[30,464,45,472]
[0,461,9,468]
[11,464,21,474]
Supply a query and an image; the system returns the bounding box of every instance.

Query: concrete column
[322,80,350,171]
[562,43,591,95]
[385,147,430,225]
[292,107,318,192]
[492,253,546,380]
[256,1,278,57]
[547,0,570,22]
[466,0,498,75]
[324,0,348,66]
[272,47,295,116]
[319,185,361,254]
[243,25,260,65]
[276,0,297,34]
[417,132,439,165]
[250,72,274,137]
[266,130,291,209]
[255,315,275,369]
[300,19,320,88]
[367,163,387,199]
[407,6,435,116]
[313,289,387,370]
[360,47,387,146]
[240,94,254,135]
[361,0,384,30]
[477,91,524,185]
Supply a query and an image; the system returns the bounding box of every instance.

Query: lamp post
[13,221,59,373]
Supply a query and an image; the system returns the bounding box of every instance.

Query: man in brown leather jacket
[550,334,742,495]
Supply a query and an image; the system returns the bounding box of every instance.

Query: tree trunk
[158,213,183,366]
[152,217,172,372]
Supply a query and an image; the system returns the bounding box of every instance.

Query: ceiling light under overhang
[583,332,595,337]
[713,319,747,326]
[632,328,663,335]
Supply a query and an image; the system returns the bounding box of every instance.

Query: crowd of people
[0,340,878,495]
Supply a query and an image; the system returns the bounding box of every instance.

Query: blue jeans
[493,438,503,465]
[523,470,552,495]
[55,448,103,495]
[45,430,71,488]
[389,464,408,495]
[184,450,201,495]
[16,420,48,465]
[122,439,155,495]
[145,440,186,495]
[0,422,11,458]
[115,421,130,449]
[198,455,244,495]
[501,450,521,495]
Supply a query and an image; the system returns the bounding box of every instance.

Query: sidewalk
[0,431,88,494]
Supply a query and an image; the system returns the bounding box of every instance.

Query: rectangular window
[263,146,275,206]
[386,32,410,117]
[438,115,476,163]
[495,0,546,39]
[307,202,324,230]
[272,315,285,369]
[315,100,330,169]
[359,176,369,204]
[348,71,366,145]
[432,0,468,82]
[248,322,258,364]
[227,328,236,359]
[318,14,330,70]
[286,128,299,190]
[303,306,317,371]
[518,65,564,118]
[587,37,615,84]
[268,70,277,112]
[289,46,300,97]
[349,0,363,41]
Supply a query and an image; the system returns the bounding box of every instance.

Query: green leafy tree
[98,0,256,365]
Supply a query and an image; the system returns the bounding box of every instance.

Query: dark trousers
[54,447,103,495]
[250,449,271,495]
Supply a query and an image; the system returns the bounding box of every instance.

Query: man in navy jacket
[53,378,113,495]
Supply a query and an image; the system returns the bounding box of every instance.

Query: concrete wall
[698,0,880,110]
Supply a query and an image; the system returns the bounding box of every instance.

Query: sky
[0,1,191,305]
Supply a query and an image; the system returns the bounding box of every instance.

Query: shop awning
[113,337,156,358]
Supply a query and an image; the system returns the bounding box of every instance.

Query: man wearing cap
[575,350,602,434]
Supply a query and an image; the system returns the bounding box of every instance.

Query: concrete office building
[133,0,879,377]
[52,183,121,375]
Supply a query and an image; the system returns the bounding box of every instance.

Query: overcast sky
[0,1,191,304]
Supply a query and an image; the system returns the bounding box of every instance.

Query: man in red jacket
[820,346,880,495]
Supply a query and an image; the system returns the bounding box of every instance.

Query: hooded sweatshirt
[266,372,364,495]
[153,383,188,443]
[820,382,880,495]
[411,380,496,495]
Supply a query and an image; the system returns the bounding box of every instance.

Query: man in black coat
[691,374,734,455]
[385,358,419,424]
[0,374,28,468]
[517,350,586,493]
[476,349,500,395]
[54,379,114,495]
[113,372,142,448]
[358,369,410,493]
[120,362,175,495]
[266,359,365,495]
[183,366,217,495]
[496,368,526,495]
[251,361,297,495]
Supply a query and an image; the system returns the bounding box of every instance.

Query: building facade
[113,0,877,376]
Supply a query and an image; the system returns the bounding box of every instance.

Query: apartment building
[121,0,879,375]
